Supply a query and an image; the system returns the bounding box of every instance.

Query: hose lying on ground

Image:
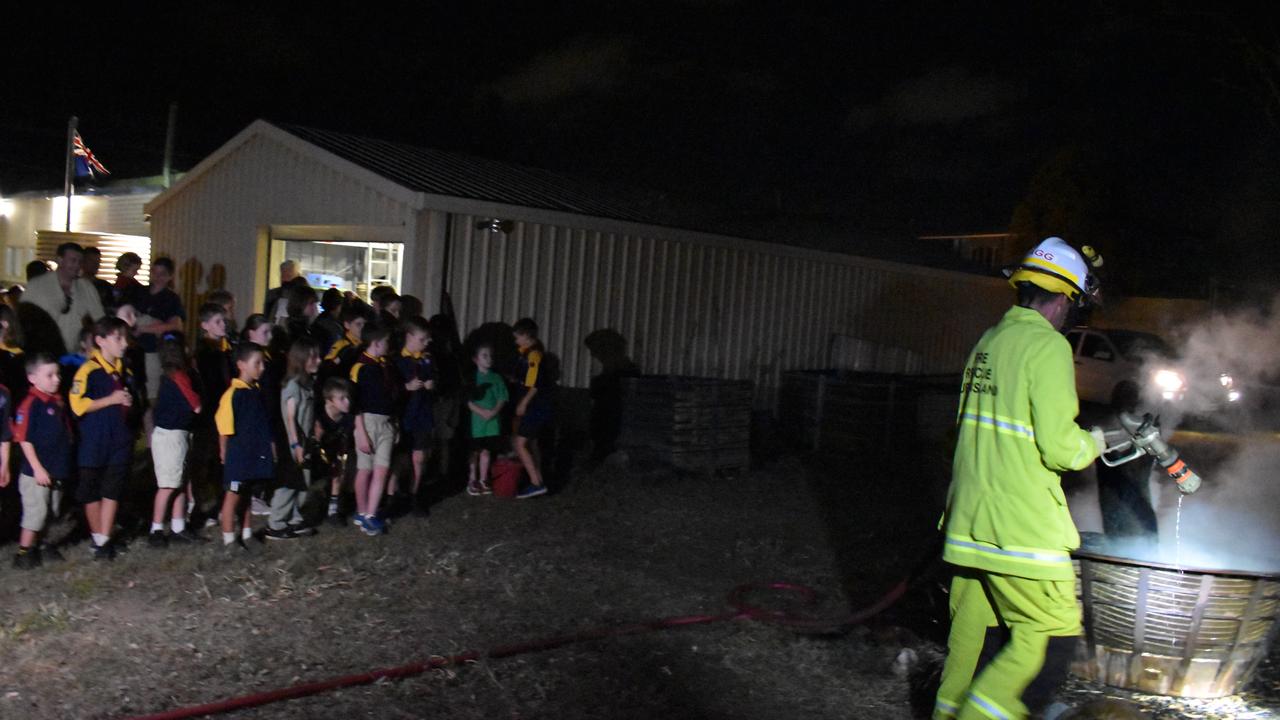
[119,572,922,720]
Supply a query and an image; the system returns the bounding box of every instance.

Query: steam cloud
[1098,440,1280,575]
[1145,294,1280,422]
[1101,296,1280,574]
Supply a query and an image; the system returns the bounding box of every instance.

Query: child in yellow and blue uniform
[215,342,276,551]
[192,302,234,521]
[69,317,136,560]
[394,316,434,514]
[321,305,368,386]
[350,326,396,535]
[511,318,551,498]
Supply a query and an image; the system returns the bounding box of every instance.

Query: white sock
[222,532,235,545]
[92,533,109,547]
[151,522,165,533]
[171,518,187,534]
[241,527,253,541]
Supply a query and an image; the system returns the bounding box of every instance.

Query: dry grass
[0,451,1273,719]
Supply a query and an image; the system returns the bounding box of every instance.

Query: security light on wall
[477,218,513,234]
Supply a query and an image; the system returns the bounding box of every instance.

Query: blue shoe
[516,484,548,499]
[363,514,385,536]
[352,514,367,531]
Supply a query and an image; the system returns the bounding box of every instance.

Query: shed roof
[277,123,708,229]
[147,120,991,275]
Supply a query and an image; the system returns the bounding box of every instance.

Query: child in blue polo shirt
[69,316,135,560]
[395,316,434,515]
[10,354,68,569]
[512,318,551,498]
[350,326,396,535]
[148,336,203,547]
[215,342,276,551]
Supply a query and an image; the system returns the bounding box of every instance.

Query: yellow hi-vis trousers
[933,570,1081,720]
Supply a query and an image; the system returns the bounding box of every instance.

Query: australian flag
[73,131,109,179]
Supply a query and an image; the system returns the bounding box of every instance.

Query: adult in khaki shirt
[22,242,105,355]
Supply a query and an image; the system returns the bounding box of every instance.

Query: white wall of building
[0,191,155,283]
[149,133,418,318]
[147,122,1011,406]
[443,211,1009,406]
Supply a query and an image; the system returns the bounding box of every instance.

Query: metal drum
[1072,550,1280,697]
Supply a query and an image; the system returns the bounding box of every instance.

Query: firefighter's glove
[1089,426,1108,456]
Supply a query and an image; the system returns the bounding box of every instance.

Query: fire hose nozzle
[1164,458,1202,494]
[1100,412,1203,493]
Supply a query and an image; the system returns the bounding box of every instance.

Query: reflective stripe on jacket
[941,306,1099,581]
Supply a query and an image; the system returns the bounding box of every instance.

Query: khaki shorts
[19,474,64,532]
[357,413,395,470]
[150,427,191,489]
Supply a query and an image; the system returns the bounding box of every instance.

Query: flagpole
[64,115,77,232]
[163,102,178,188]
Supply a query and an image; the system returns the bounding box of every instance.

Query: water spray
[1099,411,1202,494]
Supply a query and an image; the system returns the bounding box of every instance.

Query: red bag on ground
[490,457,524,498]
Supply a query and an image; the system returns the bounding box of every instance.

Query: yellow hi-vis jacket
[941,306,1100,581]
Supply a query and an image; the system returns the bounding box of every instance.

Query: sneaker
[169,527,205,544]
[287,522,318,537]
[466,480,484,497]
[204,517,220,528]
[264,526,299,541]
[250,497,271,516]
[37,545,65,563]
[12,551,38,570]
[223,538,253,556]
[92,543,116,561]
[352,514,368,531]
[516,484,548,499]
[148,530,169,549]
[362,515,385,536]
[479,480,494,495]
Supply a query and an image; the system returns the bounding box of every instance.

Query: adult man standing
[81,246,114,312]
[934,237,1106,720]
[264,259,307,323]
[23,242,105,355]
[135,257,186,400]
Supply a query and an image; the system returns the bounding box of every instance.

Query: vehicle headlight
[1219,373,1234,388]
[1153,369,1186,399]
[1228,390,1242,403]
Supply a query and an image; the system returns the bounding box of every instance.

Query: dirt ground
[0,444,1276,719]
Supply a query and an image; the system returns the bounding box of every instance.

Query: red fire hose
[119,576,916,720]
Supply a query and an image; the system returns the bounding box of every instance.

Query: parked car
[1063,327,1242,410]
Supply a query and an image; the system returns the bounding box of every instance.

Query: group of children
[0,255,557,567]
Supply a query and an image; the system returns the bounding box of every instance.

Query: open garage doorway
[266,225,404,302]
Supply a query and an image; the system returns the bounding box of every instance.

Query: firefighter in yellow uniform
[934,237,1108,720]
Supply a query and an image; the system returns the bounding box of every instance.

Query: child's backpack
[490,457,524,498]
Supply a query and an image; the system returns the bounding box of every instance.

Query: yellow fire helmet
[1006,236,1103,307]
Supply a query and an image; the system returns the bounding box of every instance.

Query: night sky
[4,3,1279,296]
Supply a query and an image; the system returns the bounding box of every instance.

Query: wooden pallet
[619,375,754,473]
